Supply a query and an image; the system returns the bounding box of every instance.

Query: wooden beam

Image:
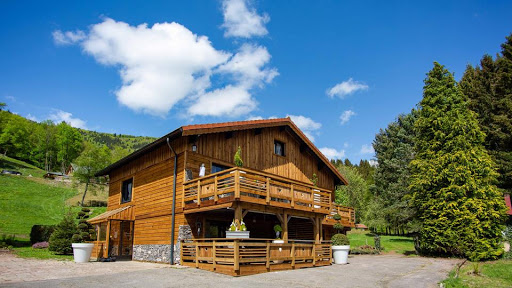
[234,203,242,228]
[242,209,249,218]
[283,211,288,242]
[234,240,240,271]
[234,170,240,199]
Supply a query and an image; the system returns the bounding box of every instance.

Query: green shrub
[273,224,282,232]
[72,207,95,243]
[234,146,243,167]
[49,212,76,254]
[0,234,16,249]
[333,213,341,220]
[30,225,56,244]
[333,223,344,232]
[331,233,350,246]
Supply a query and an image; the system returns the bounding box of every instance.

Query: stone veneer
[132,225,192,264]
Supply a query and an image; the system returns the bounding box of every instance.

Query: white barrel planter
[332,245,350,264]
[225,231,250,239]
[72,243,94,263]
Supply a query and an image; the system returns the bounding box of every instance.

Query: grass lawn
[12,247,73,261]
[0,156,106,239]
[347,229,415,255]
[442,259,512,288]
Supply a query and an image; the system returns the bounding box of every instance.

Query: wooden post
[283,211,288,242]
[214,176,218,203]
[197,180,201,206]
[234,240,240,272]
[105,220,111,258]
[291,241,296,268]
[266,241,270,269]
[212,240,216,271]
[234,170,240,199]
[266,177,270,204]
[234,204,242,229]
[195,242,199,268]
[312,243,316,266]
[290,184,295,208]
[314,217,320,244]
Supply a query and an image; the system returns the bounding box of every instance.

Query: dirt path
[0,252,459,288]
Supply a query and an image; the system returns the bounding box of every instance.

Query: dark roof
[95,118,348,185]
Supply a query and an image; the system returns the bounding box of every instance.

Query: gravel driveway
[0,251,459,288]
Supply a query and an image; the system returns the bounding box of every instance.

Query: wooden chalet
[89,118,355,276]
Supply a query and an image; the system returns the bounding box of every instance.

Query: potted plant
[273,224,283,240]
[225,218,250,238]
[331,233,350,264]
[71,208,96,263]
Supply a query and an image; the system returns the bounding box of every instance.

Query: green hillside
[0,156,106,238]
[79,129,156,151]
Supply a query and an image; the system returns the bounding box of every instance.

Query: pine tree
[460,34,512,193]
[49,212,77,255]
[410,62,507,260]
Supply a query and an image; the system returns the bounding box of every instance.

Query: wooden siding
[191,127,336,190]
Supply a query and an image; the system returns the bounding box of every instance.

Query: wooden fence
[180,238,332,276]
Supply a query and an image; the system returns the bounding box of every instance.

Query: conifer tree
[410,62,507,260]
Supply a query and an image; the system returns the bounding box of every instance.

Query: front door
[108,220,134,258]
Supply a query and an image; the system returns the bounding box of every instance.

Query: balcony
[182,167,332,214]
[180,238,332,276]
[323,203,356,227]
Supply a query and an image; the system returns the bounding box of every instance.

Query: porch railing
[180,238,332,274]
[183,167,332,213]
[324,203,356,227]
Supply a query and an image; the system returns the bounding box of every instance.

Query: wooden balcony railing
[180,238,332,276]
[323,203,356,227]
[183,167,332,214]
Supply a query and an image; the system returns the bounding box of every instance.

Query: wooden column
[105,220,111,258]
[213,176,218,203]
[234,170,240,199]
[234,203,243,228]
[283,211,288,242]
[314,216,320,244]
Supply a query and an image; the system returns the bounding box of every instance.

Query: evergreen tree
[460,34,512,193]
[371,111,417,234]
[49,212,77,255]
[410,62,507,260]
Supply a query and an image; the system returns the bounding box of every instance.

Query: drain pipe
[166,137,178,265]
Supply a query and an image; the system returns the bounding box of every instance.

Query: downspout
[166,138,178,265]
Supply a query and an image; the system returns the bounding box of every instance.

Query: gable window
[121,178,133,203]
[212,163,230,174]
[274,140,285,156]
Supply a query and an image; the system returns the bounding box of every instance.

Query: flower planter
[72,243,94,263]
[225,231,250,239]
[332,245,350,264]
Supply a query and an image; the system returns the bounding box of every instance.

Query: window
[274,140,285,156]
[121,178,133,203]
[212,163,230,174]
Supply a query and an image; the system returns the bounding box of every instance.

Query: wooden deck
[323,203,356,227]
[182,167,332,214]
[180,238,332,276]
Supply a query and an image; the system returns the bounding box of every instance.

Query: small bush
[333,223,344,232]
[331,233,350,246]
[234,146,243,167]
[32,241,49,249]
[30,225,56,244]
[273,224,282,232]
[49,212,76,255]
[0,234,16,248]
[350,245,380,255]
[333,213,341,220]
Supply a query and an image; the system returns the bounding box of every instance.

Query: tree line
[335,34,511,260]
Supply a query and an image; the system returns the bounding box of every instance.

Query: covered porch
[88,206,135,260]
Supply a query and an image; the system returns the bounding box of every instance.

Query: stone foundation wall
[132,225,192,264]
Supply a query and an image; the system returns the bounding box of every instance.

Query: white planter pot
[272,240,284,263]
[225,231,250,239]
[72,243,94,263]
[332,245,350,264]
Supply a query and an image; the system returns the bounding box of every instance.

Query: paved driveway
[0,251,458,288]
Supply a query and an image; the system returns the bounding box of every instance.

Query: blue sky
[1,0,511,163]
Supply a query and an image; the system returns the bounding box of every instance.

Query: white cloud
[187,85,257,117]
[217,44,278,88]
[52,30,86,45]
[340,110,356,125]
[369,159,378,167]
[327,78,368,98]
[360,144,375,155]
[287,114,321,142]
[319,147,345,160]
[246,115,278,120]
[54,18,277,118]
[26,114,39,122]
[49,110,87,129]
[343,142,349,148]
[221,0,269,38]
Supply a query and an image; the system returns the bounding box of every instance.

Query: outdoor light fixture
[192,144,197,152]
